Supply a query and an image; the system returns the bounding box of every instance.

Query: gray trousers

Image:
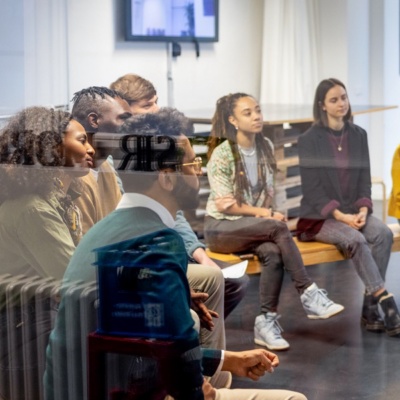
[314,215,393,295]
[204,216,312,313]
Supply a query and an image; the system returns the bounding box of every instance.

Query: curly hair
[0,106,72,201]
[110,74,157,105]
[113,107,192,191]
[207,93,276,206]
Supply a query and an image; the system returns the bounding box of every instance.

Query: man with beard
[73,85,226,356]
[44,109,307,400]
[44,108,204,399]
[111,74,249,322]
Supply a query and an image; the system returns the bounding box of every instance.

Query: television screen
[125,0,219,42]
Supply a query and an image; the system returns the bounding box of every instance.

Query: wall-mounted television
[125,0,219,43]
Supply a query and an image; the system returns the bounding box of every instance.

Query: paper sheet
[221,260,248,279]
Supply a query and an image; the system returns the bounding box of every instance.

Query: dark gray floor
[225,207,400,400]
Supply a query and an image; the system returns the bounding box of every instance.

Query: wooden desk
[185,104,397,125]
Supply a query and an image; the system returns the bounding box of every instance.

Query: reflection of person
[72,81,225,357]
[388,144,400,224]
[45,109,307,400]
[204,93,344,351]
[297,78,400,337]
[71,86,132,233]
[0,106,94,279]
[110,73,249,323]
[0,106,94,400]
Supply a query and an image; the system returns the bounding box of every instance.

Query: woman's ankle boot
[378,293,400,337]
[361,294,384,332]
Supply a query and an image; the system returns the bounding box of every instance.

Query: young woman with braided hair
[204,93,344,350]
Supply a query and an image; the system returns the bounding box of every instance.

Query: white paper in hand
[221,260,248,279]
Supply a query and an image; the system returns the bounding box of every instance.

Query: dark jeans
[224,275,250,318]
[204,216,311,313]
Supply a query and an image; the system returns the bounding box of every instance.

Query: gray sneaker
[300,283,344,319]
[254,312,290,350]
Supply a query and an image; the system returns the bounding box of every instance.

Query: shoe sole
[386,326,400,337]
[306,305,345,320]
[254,338,290,350]
[360,318,385,332]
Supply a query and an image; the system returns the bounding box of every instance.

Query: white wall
[66,0,264,111]
[1,0,400,198]
[317,0,400,197]
[317,0,349,83]
[0,0,25,115]
[383,0,400,191]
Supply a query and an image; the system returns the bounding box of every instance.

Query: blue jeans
[314,215,393,295]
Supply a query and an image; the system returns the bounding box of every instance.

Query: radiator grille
[0,275,97,400]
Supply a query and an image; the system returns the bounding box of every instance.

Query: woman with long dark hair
[297,78,400,337]
[204,93,343,350]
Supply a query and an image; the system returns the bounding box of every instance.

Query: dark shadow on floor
[225,204,400,399]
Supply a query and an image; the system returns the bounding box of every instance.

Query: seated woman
[388,144,400,224]
[0,106,94,279]
[297,78,400,337]
[203,93,343,351]
[0,106,94,400]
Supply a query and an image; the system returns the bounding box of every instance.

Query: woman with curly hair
[0,106,94,279]
[0,106,94,400]
[204,93,343,350]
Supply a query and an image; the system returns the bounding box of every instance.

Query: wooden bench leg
[372,176,387,223]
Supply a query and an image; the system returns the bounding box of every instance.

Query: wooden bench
[206,223,400,275]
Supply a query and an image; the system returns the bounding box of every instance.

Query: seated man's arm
[175,210,220,268]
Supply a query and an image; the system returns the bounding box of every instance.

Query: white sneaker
[254,312,290,350]
[300,283,344,319]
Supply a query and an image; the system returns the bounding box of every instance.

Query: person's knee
[274,220,292,236]
[256,242,282,267]
[187,264,224,291]
[341,231,367,257]
[203,264,225,291]
[187,263,224,295]
[380,224,394,244]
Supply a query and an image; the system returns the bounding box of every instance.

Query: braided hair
[71,86,126,130]
[207,93,276,206]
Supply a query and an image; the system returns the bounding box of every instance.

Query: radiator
[0,274,98,400]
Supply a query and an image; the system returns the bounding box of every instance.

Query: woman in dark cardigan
[297,78,400,337]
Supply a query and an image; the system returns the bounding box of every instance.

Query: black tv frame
[124,0,219,43]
